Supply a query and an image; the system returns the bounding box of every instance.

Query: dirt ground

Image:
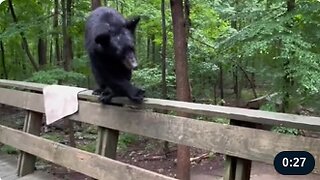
[1,105,320,180]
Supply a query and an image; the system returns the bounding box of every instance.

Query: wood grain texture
[224,156,236,180]
[17,111,43,176]
[234,158,251,180]
[95,127,119,159]
[224,120,254,180]
[0,125,176,180]
[1,80,320,131]
[1,87,320,173]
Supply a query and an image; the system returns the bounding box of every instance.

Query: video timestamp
[273,151,315,175]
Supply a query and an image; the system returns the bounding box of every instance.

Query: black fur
[85,7,145,104]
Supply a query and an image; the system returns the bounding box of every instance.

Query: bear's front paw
[92,88,103,95]
[98,94,113,104]
[130,95,144,104]
[136,88,145,97]
[101,87,113,96]
[130,89,145,104]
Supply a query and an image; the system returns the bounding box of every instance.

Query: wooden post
[224,120,253,180]
[17,111,43,176]
[235,158,251,180]
[93,127,119,180]
[95,127,119,159]
[224,156,237,180]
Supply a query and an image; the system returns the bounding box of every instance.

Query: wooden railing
[0,79,320,180]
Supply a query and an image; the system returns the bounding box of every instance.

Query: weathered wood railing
[0,79,320,180]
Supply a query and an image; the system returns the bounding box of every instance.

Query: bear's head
[95,17,140,70]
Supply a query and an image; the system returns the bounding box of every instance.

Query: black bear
[85,7,145,104]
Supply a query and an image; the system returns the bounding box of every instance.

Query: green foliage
[118,133,138,150]
[272,126,299,136]
[78,141,96,153]
[72,55,91,76]
[42,133,64,142]
[214,0,320,111]
[26,68,86,87]
[260,103,277,112]
[0,145,18,154]
[133,67,176,98]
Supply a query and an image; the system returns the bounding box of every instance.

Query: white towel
[43,85,87,125]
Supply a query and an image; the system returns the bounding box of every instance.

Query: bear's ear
[95,33,110,45]
[126,16,140,33]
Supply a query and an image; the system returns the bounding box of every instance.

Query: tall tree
[161,0,168,101]
[0,41,7,79]
[161,0,169,155]
[231,0,240,106]
[151,34,156,62]
[62,0,76,147]
[282,0,296,112]
[62,0,73,71]
[53,0,61,65]
[38,37,47,69]
[219,63,224,100]
[8,0,39,71]
[184,0,191,36]
[91,0,101,10]
[170,0,192,179]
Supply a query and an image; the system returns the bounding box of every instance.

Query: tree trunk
[161,0,169,155]
[120,2,124,14]
[53,0,61,66]
[0,41,8,79]
[161,0,168,100]
[231,0,241,106]
[8,0,39,71]
[38,38,47,69]
[49,40,53,65]
[236,63,257,98]
[233,65,240,106]
[151,34,156,62]
[213,82,217,104]
[61,0,67,66]
[115,0,119,11]
[184,0,191,36]
[91,0,101,10]
[287,0,295,11]
[251,60,256,91]
[147,38,151,61]
[62,0,73,71]
[170,0,192,179]
[61,0,75,147]
[282,0,295,112]
[218,63,224,99]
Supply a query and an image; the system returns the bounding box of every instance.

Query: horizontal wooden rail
[0,125,176,180]
[0,87,320,173]
[1,79,320,131]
